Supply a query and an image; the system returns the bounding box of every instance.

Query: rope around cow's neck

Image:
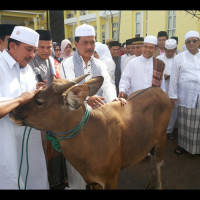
[18,126,32,190]
[46,108,90,152]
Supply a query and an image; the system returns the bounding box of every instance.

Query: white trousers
[167,105,178,134]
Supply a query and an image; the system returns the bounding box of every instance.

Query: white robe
[157,53,176,92]
[0,50,49,189]
[119,55,166,96]
[60,55,117,103]
[121,55,136,72]
[121,53,130,68]
[157,53,178,134]
[95,42,116,85]
[168,50,200,108]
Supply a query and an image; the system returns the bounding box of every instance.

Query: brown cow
[10,74,172,189]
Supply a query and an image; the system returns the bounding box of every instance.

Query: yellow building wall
[176,10,200,51]
[147,10,167,36]
[120,11,134,43]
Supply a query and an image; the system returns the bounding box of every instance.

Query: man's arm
[0,88,43,119]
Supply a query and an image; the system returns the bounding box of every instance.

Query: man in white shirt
[168,30,200,156]
[0,26,49,189]
[121,37,144,72]
[153,31,168,57]
[157,39,178,140]
[60,23,126,189]
[118,35,166,99]
[121,38,134,68]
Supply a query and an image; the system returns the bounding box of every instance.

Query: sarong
[178,105,200,154]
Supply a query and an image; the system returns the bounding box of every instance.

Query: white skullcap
[185,30,199,40]
[144,36,157,45]
[10,26,39,47]
[75,23,95,37]
[165,39,177,49]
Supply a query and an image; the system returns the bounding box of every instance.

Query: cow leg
[90,183,103,190]
[104,179,118,189]
[89,179,117,190]
[146,149,156,190]
[156,160,164,189]
[154,134,166,189]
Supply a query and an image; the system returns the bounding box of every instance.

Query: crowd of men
[0,23,200,190]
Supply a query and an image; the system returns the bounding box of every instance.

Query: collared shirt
[0,50,49,189]
[168,50,200,108]
[121,53,130,67]
[121,55,136,72]
[60,55,117,103]
[119,55,166,96]
[29,54,56,86]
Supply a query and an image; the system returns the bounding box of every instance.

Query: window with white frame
[168,11,176,38]
[135,12,141,36]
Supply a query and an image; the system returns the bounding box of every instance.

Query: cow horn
[71,73,90,83]
[53,73,90,93]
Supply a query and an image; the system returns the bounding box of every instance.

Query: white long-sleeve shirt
[119,55,166,96]
[60,55,117,103]
[168,50,200,108]
[157,53,176,92]
[0,50,49,189]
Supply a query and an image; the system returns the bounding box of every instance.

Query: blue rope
[46,108,90,152]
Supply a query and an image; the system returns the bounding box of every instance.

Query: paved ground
[117,131,200,190]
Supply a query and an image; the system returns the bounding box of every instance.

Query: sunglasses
[185,39,199,44]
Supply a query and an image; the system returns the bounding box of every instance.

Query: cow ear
[63,85,89,110]
[83,76,104,96]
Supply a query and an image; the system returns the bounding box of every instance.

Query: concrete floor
[117,132,200,190]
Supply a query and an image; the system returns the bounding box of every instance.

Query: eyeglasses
[55,49,61,52]
[185,39,198,44]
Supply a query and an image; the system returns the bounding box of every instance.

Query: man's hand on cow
[36,80,48,90]
[18,88,43,105]
[118,91,128,100]
[112,97,127,106]
[87,95,105,109]
[170,98,178,108]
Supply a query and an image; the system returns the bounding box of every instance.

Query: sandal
[174,146,184,155]
[167,133,175,141]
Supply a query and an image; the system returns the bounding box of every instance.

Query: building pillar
[96,11,101,42]
[76,11,81,26]
[33,17,38,30]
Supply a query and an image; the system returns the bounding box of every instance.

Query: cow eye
[35,98,43,105]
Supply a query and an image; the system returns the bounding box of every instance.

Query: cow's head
[10,74,104,131]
